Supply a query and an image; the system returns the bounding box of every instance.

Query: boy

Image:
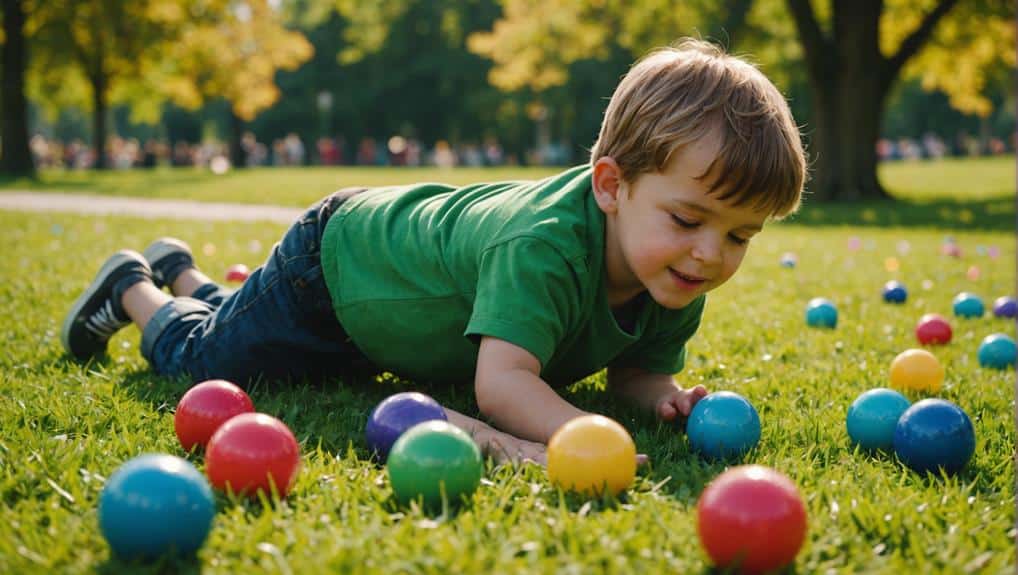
[62,39,805,463]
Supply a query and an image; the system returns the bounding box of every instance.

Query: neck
[602,216,645,308]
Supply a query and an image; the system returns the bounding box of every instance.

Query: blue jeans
[140,190,372,384]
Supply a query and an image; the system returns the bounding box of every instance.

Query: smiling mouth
[669,268,707,289]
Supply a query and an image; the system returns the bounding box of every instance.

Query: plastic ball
[779,252,797,268]
[915,313,952,346]
[174,379,254,452]
[952,292,985,318]
[992,296,1017,319]
[894,399,975,474]
[547,415,636,496]
[686,391,761,460]
[697,465,807,574]
[387,420,483,508]
[846,388,911,451]
[205,413,301,498]
[365,392,448,460]
[225,263,250,283]
[978,333,1016,369]
[889,349,943,392]
[805,298,838,328]
[99,454,215,560]
[882,281,907,304]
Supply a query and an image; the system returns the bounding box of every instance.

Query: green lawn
[0,159,1014,573]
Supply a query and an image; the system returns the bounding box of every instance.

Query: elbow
[474,376,501,420]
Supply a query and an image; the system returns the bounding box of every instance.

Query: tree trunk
[228,109,246,169]
[91,71,109,170]
[788,0,960,202]
[808,0,887,201]
[1,0,35,178]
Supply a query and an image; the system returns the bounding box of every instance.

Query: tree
[0,0,36,177]
[159,1,313,167]
[27,0,207,169]
[465,0,1014,201]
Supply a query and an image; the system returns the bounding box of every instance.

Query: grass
[0,158,1014,573]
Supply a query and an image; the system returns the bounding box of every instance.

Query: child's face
[598,137,770,310]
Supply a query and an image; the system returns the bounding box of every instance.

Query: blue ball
[686,391,761,460]
[978,333,1016,369]
[953,292,985,318]
[882,281,907,304]
[993,296,1017,319]
[99,454,215,560]
[893,399,975,474]
[365,392,447,459]
[806,298,838,328]
[846,388,911,451]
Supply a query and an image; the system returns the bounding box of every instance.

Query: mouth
[669,268,707,290]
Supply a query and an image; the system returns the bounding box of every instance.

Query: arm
[443,406,547,465]
[473,336,590,443]
[607,366,707,421]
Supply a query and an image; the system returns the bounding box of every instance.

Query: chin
[648,288,701,310]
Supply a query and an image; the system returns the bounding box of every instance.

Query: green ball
[386,420,483,508]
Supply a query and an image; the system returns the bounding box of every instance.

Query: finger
[691,385,708,398]
[658,400,678,421]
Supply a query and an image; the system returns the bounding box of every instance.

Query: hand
[478,429,548,466]
[655,384,708,423]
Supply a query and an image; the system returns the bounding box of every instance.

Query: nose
[690,232,723,267]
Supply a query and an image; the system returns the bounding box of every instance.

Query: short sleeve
[465,238,582,368]
[609,295,706,374]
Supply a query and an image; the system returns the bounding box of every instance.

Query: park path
[0,191,302,223]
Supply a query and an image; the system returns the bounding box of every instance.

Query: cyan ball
[806,298,838,328]
[882,281,907,304]
[846,388,911,451]
[894,399,975,474]
[953,292,985,318]
[687,391,761,460]
[99,454,215,560]
[978,333,1016,369]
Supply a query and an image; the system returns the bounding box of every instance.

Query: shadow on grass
[96,553,202,575]
[788,196,1014,232]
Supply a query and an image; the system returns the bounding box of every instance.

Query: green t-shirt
[320,165,705,386]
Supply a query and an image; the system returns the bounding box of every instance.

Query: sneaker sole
[142,237,193,269]
[60,250,144,357]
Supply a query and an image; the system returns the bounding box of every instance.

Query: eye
[728,233,750,246]
[671,214,699,229]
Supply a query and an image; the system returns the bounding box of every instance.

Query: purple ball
[993,296,1017,319]
[365,392,447,459]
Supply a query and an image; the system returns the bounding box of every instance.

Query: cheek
[719,248,748,281]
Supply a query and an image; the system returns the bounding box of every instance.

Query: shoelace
[85,300,128,339]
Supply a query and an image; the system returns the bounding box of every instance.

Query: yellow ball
[890,349,944,392]
[547,415,636,496]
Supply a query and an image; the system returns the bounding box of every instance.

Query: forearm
[609,369,681,412]
[477,368,589,443]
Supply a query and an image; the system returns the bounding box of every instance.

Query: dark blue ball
[846,388,911,451]
[99,454,215,560]
[882,281,907,304]
[992,296,1017,319]
[686,391,761,460]
[894,399,975,474]
[978,333,1016,369]
[806,298,838,328]
[365,392,447,459]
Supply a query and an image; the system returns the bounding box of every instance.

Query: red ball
[174,379,254,452]
[697,465,807,575]
[205,413,301,498]
[225,264,250,283]
[916,313,952,345]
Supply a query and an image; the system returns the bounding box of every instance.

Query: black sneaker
[142,237,194,289]
[61,250,152,360]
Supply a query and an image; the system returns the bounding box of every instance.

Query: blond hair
[590,39,806,218]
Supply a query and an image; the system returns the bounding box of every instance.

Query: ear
[592,156,623,215]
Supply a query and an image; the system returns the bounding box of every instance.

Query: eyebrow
[671,200,763,232]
